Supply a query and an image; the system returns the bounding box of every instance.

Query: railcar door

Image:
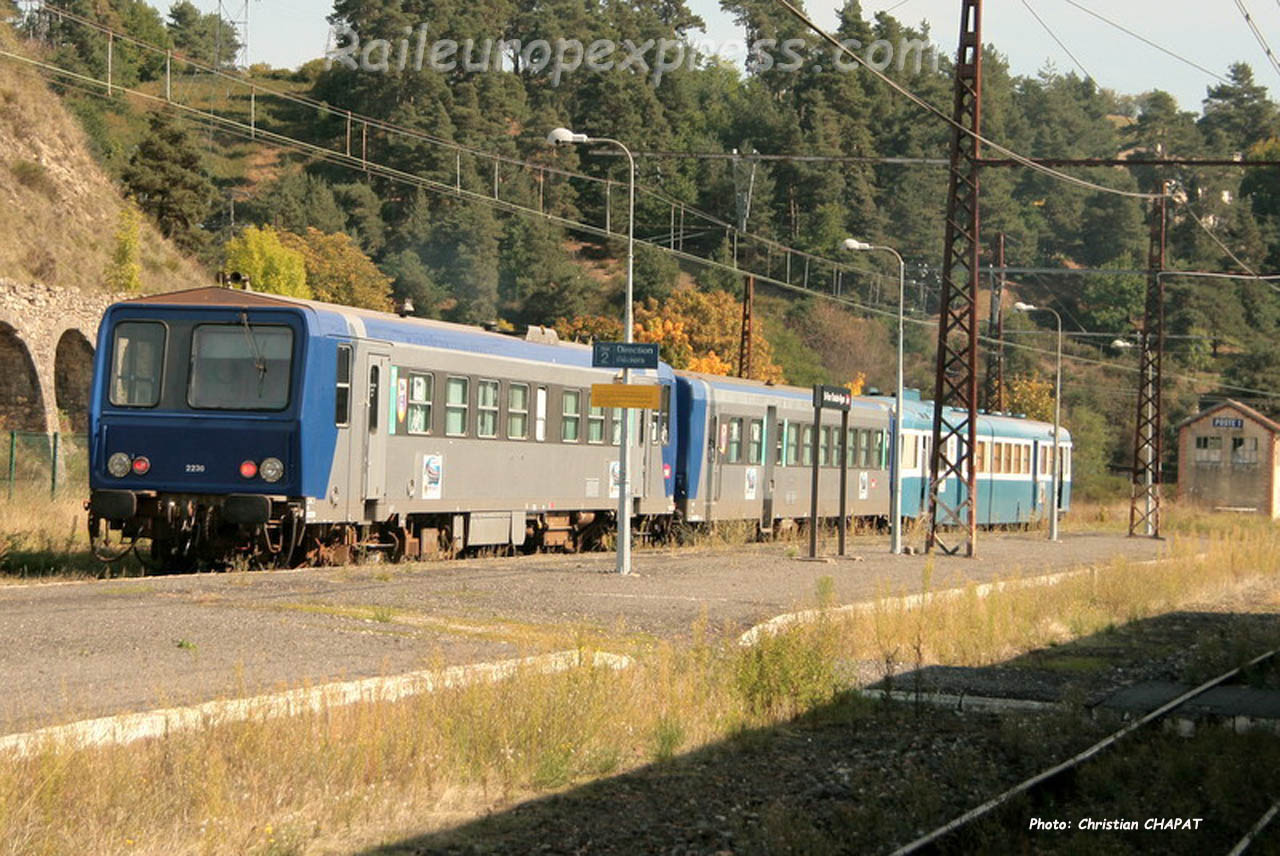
[761,405,777,531]
[361,351,391,503]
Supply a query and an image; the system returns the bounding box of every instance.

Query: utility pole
[985,232,1007,412]
[734,149,758,380]
[1130,181,1169,538]
[927,0,983,557]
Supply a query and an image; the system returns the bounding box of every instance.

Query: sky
[176,0,1279,113]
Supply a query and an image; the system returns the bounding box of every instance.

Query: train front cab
[87,290,334,566]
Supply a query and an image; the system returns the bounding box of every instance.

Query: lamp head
[1111,338,1134,349]
[1013,301,1035,312]
[843,238,873,251]
[546,127,589,146]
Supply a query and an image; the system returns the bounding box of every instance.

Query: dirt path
[0,531,1164,733]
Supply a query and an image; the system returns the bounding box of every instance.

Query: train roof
[678,371,891,413]
[861,394,1071,442]
[118,287,673,378]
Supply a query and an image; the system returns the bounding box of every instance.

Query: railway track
[891,647,1280,855]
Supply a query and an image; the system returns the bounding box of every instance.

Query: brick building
[1176,399,1280,517]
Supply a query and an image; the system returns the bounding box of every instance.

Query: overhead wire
[25,2,909,287]
[1233,0,1280,82]
[1020,0,1096,85]
[768,0,1163,200]
[1057,0,1232,85]
[13,5,1276,399]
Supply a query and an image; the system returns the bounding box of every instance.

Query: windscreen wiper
[239,310,268,396]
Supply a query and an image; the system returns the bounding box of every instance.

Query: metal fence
[1,432,89,499]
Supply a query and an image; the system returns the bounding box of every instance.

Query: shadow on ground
[362,611,1280,856]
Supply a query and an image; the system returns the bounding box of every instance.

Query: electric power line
[1057,0,1232,85]
[1020,1,1096,85]
[1233,0,1280,82]
[768,0,1163,201]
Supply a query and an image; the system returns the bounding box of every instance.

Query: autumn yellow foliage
[1005,373,1055,421]
[555,287,785,382]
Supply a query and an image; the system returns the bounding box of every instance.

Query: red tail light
[131,456,150,475]
[239,460,258,479]
[663,463,672,479]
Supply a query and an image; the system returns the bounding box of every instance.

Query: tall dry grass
[1,514,1279,854]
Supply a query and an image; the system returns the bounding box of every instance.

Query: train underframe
[87,489,688,571]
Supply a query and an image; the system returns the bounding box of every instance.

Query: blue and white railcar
[891,394,1072,525]
[88,287,678,566]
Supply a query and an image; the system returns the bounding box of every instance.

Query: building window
[407,372,433,435]
[562,390,581,442]
[1232,436,1259,467]
[335,344,351,426]
[445,376,469,436]
[1194,434,1223,464]
[477,379,499,438]
[507,383,529,439]
[588,405,606,444]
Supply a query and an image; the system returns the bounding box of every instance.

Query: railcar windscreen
[188,324,293,410]
[109,321,166,407]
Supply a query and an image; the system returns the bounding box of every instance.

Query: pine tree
[122,112,215,252]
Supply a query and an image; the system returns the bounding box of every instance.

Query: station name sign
[592,341,659,370]
[1211,416,1245,429]
[813,384,852,411]
[591,383,661,410]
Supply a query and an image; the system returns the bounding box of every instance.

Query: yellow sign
[591,383,661,409]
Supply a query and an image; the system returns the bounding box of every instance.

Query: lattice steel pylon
[984,232,1006,412]
[926,0,983,557]
[1129,182,1169,538]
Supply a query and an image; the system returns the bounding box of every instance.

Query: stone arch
[55,328,95,433]
[0,323,45,432]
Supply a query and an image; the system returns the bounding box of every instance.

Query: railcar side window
[445,377,469,436]
[901,435,919,470]
[561,390,581,442]
[727,418,743,463]
[335,345,352,426]
[832,427,844,467]
[189,324,293,410]
[610,408,622,445]
[858,429,871,468]
[407,373,433,434]
[776,423,786,465]
[818,426,830,467]
[976,441,987,473]
[873,431,885,468]
[748,420,763,464]
[477,380,499,438]
[508,383,529,439]
[587,405,606,444]
[535,388,548,441]
[368,365,380,432]
[786,424,800,466]
[110,321,166,407]
[800,425,814,466]
[1003,443,1013,474]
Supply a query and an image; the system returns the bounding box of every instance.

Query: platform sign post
[809,385,853,559]
[592,341,660,575]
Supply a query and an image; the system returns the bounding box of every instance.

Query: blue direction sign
[592,341,659,370]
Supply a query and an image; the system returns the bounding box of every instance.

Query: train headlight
[107,452,131,478]
[259,457,284,483]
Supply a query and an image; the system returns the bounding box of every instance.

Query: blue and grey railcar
[674,373,893,530]
[88,287,677,567]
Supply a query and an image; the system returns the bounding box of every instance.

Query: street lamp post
[1014,301,1062,542]
[843,238,905,555]
[548,127,636,574]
